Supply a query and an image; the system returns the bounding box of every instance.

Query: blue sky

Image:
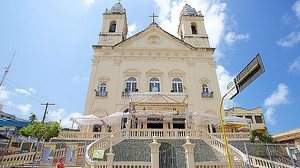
[0,0,299,134]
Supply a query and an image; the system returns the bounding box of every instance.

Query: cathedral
[61,2,291,168]
[83,2,221,133]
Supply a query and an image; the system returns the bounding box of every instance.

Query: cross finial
[149,13,158,23]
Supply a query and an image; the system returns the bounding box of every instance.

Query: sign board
[235,53,265,93]
[226,78,239,100]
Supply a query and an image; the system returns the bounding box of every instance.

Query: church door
[159,143,177,168]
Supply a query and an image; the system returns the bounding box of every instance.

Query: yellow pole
[219,93,232,168]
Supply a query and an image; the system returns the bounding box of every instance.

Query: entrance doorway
[159,142,177,168]
[147,118,163,129]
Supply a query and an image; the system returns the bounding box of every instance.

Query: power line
[5,78,52,102]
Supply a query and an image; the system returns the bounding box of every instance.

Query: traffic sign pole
[218,93,232,168]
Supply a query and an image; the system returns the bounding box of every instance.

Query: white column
[182,136,195,168]
[149,136,161,168]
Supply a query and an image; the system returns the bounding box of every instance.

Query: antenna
[0,52,16,87]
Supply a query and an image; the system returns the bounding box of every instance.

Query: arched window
[98,83,107,93]
[202,84,209,93]
[191,23,197,34]
[125,77,137,92]
[171,78,183,92]
[149,77,160,92]
[109,21,116,32]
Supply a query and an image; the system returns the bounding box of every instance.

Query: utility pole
[0,52,15,87]
[31,102,55,168]
[41,103,55,123]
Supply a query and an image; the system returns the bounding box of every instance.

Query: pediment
[115,24,194,51]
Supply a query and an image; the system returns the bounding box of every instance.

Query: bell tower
[99,2,128,46]
[178,4,210,48]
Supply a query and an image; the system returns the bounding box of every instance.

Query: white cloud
[128,23,137,37]
[216,65,235,96]
[265,107,276,125]
[216,65,238,108]
[47,108,83,128]
[16,104,32,114]
[84,0,95,7]
[289,57,300,73]
[263,83,289,125]
[264,83,289,107]
[292,0,300,19]
[277,31,300,47]
[15,87,36,96]
[0,87,10,100]
[72,76,89,82]
[154,0,227,48]
[225,32,250,45]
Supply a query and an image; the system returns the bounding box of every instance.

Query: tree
[250,130,274,143]
[29,113,37,123]
[19,121,60,141]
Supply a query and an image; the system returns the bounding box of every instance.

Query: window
[245,116,253,123]
[202,84,209,93]
[125,77,137,92]
[255,116,263,123]
[171,78,183,92]
[96,83,107,96]
[191,23,197,34]
[149,77,160,92]
[109,21,116,32]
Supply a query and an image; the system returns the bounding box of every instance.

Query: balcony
[122,89,138,97]
[96,91,108,97]
[201,91,214,98]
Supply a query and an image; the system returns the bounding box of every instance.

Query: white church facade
[57,3,293,168]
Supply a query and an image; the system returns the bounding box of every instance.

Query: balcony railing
[201,91,213,98]
[96,91,108,97]
[122,89,138,97]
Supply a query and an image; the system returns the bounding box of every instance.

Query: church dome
[109,2,126,14]
[180,4,197,16]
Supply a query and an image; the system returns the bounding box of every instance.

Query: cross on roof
[149,13,158,23]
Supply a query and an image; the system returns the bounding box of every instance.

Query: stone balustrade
[212,132,250,141]
[113,162,152,168]
[57,129,251,141]
[128,129,199,139]
[57,131,108,140]
[195,161,244,168]
[249,155,293,168]
[0,152,41,168]
[86,130,125,164]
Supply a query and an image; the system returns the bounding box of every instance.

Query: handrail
[128,129,198,139]
[249,155,293,168]
[56,131,108,140]
[200,130,248,162]
[85,130,125,164]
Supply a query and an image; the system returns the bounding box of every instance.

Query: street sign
[235,53,265,93]
[226,53,265,100]
[226,78,239,100]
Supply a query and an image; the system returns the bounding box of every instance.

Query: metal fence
[244,142,300,168]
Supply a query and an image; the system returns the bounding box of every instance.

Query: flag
[92,149,105,159]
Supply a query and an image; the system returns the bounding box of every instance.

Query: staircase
[84,129,295,168]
